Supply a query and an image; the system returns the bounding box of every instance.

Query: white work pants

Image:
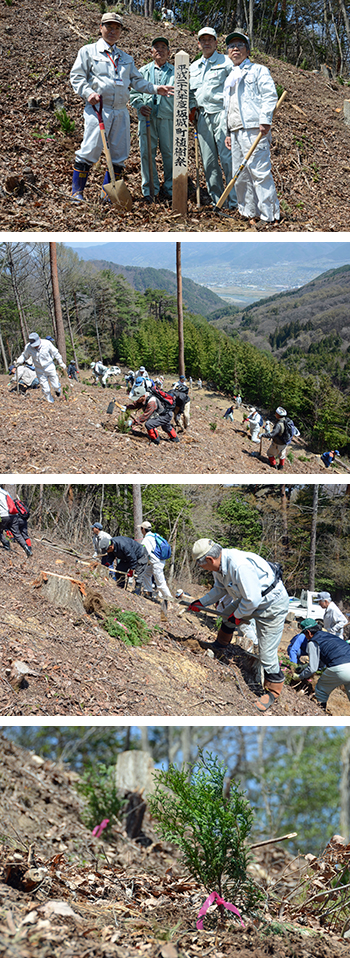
[76,104,130,167]
[38,365,60,402]
[143,554,172,599]
[250,422,260,442]
[230,128,280,221]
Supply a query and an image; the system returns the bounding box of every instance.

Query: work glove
[60,363,66,369]
[227,614,241,627]
[187,599,203,613]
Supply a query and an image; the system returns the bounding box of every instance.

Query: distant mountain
[83,259,227,317]
[66,240,350,277]
[208,265,350,385]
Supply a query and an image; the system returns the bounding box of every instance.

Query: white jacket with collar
[70,38,157,110]
[224,58,277,130]
[189,50,233,114]
[199,548,281,620]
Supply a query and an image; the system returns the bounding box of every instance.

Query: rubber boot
[134,583,142,596]
[101,165,124,202]
[167,427,180,443]
[278,459,285,470]
[256,675,284,712]
[1,539,10,551]
[24,544,33,557]
[71,165,90,202]
[147,428,160,445]
[210,625,234,652]
[269,456,277,467]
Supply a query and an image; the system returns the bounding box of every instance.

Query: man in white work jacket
[188,539,289,712]
[130,37,174,203]
[70,12,174,201]
[16,333,66,404]
[189,27,237,209]
[224,29,280,222]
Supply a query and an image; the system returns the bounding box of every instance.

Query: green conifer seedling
[148,751,264,920]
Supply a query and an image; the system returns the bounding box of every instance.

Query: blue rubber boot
[101,166,124,202]
[71,165,89,202]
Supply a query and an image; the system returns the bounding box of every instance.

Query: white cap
[29,332,40,346]
[198,27,217,38]
[140,520,152,530]
[192,538,214,560]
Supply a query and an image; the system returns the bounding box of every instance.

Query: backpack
[149,384,176,410]
[153,533,171,561]
[173,384,189,414]
[14,498,30,520]
[281,417,298,445]
[259,415,264,427]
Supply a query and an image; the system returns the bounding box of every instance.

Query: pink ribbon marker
[197,891,245,930]
[92,818,110,838]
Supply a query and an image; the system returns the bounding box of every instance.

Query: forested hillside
[208,265,350,390]
[2,243,350,455]
[84,259,226,316]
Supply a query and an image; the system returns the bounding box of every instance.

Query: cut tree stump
[33,571,87,615]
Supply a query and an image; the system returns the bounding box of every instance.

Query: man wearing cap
[140,520,173,605]
[189,28,237,209]
[16,333,66,404]
[317,593,348,640]
[264,406,289,470]
[245,406,262,443]
[91,523,113,563]
[130,38,174,204]
[8,361,39,394]
[321,450,341,468]
[188,539,289,712]
[295,618,350,709]
[172,374,190,430]
[126,381,179,445]
[224,30,280,222]
[70,13,174,201]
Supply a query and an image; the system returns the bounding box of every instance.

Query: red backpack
[149,385,176,409]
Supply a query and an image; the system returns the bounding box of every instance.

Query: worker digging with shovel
[70,12,174,206]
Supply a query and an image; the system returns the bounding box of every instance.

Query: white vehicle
[288,590,325,623]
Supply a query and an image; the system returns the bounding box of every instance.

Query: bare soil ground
[2,371,347,476]
[1,1,350,232]
[1,534,349,717]
[1,735,350,958]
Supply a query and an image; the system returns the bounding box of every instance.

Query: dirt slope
[2,371,347,475]
[1,0,350,232]
[1,735,350,958]
[1,534,348,717]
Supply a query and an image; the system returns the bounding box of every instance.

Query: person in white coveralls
[16,333,66,404]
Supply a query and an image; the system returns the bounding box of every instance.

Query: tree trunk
[6,245,29,343]
[133,484,143,541]
[49,243,66,363]
[176,243,185,376]
[309,484,319,590]
[340,735,350,841]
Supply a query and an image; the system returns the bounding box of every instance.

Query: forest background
[3,724,350,858]
[12,481,350,601]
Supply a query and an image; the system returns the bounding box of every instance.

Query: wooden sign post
[172,50,189,218]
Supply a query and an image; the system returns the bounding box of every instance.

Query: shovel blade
[105,180,133,211]
[107,400,115,415]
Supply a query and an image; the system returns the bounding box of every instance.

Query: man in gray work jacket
[188,539,289,712]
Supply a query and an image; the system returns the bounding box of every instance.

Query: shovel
[107,398,128,415]
[215,90,287,212]
[92,96,133,211]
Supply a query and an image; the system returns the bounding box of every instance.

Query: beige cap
[101,12,123,26]
[192,538,214,560]
[140,520,152,530]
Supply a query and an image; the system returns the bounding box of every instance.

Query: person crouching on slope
[126,382,179,445]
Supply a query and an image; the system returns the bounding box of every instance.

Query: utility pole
[176,243,185,376]
[308,483,319,591]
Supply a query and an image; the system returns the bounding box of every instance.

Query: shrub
[148,751,264,917]
[103,607,152,647]
[76,762,126,833]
